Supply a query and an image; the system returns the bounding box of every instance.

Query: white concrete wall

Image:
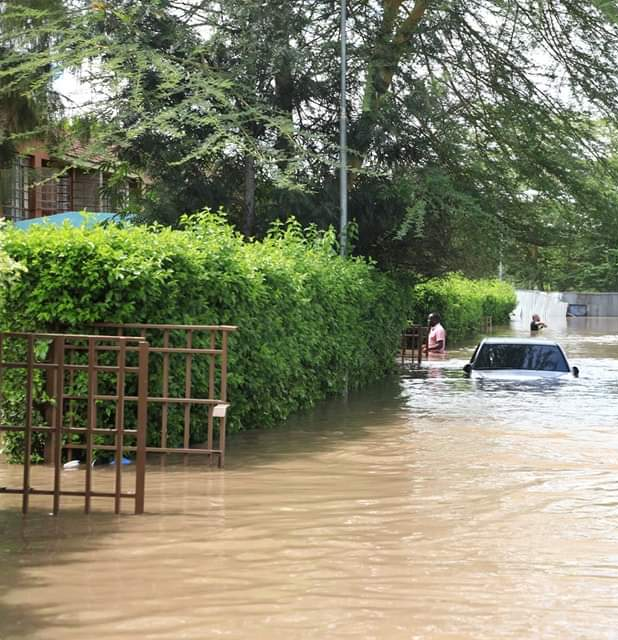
[514,289,618,317]
[560,292,618,317]
[513,290,569,322]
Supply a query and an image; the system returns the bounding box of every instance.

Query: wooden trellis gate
[0,332,149,515]
[95,324,237,467]
[401,324,429,365]
[0,323,237,515]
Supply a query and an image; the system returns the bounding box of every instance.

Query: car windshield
[473,343,569,372]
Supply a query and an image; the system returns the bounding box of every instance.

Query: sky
[54,71,100,113]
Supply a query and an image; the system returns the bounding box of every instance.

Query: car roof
[479,337,560,347]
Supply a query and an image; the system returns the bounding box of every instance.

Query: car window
[474,344,569,372]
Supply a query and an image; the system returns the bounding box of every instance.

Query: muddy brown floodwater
[2,317,618,639]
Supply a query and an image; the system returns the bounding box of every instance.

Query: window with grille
[1,157,31,221]
[39,163,71,215]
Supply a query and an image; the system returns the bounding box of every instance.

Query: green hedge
[0,215,516,463]
[0,213,411,460]
[0,220,25,304]
[409,273,517,341]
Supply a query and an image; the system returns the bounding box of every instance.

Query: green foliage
[5,1,618,279]
[502,132,618,292]
[0,213,411,461]
[0,334,50,463]
[409,274,516,341]
[0,220,26,305]
[0,0,65,170]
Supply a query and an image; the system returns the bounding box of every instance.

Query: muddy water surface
[2,318,618,639]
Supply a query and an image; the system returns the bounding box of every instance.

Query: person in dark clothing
[530,313,547,331]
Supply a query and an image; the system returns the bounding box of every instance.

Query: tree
[3,1,618,281]
[0,0,65,205]
[1,1,307,225]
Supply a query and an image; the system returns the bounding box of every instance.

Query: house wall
[2,149,113,222]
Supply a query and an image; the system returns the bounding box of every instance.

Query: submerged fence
[95,324,236,467]
[401,324,428,365]
[0,323,237,515]
[0,332,148,515]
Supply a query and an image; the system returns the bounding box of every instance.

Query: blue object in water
[109,456,133,465]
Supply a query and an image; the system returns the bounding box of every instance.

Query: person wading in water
[424,312,446,355]
[530,313,547,331]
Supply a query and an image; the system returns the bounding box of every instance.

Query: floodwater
[2,317,618,639]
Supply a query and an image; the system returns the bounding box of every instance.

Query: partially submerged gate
[95,324,237,467]
[0,332,149,515]
[401,324,428,365]
[0,323,238,515]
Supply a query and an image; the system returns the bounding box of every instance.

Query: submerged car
[463,337,579,379]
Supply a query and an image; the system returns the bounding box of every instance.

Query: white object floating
[63,460,80,470]
[212,404,229,418]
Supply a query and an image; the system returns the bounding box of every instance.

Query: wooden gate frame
[95,323,237,467]
[401,324,429,365]
[0,332,149,515]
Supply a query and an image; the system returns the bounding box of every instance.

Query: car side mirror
[463,363,472,374]
[572,366,579,378]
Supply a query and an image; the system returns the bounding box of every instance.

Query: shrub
[409,273,516,341]
[0,220,26,303]
[0,213,411,461]
[0,215,515,463]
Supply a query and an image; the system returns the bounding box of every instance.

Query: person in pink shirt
[425,312,446,354]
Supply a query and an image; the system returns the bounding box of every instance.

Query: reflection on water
[2,318,618,639]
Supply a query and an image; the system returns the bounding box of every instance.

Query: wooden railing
[0,323,239,515]
[401,324,428,365]
[0,332,148,515]
[95,324,237,467]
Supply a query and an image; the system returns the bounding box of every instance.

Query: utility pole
[340,0,349,399]
[339,0,348,257]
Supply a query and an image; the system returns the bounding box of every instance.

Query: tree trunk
[349,0,430,171]
[243,154,256,237]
